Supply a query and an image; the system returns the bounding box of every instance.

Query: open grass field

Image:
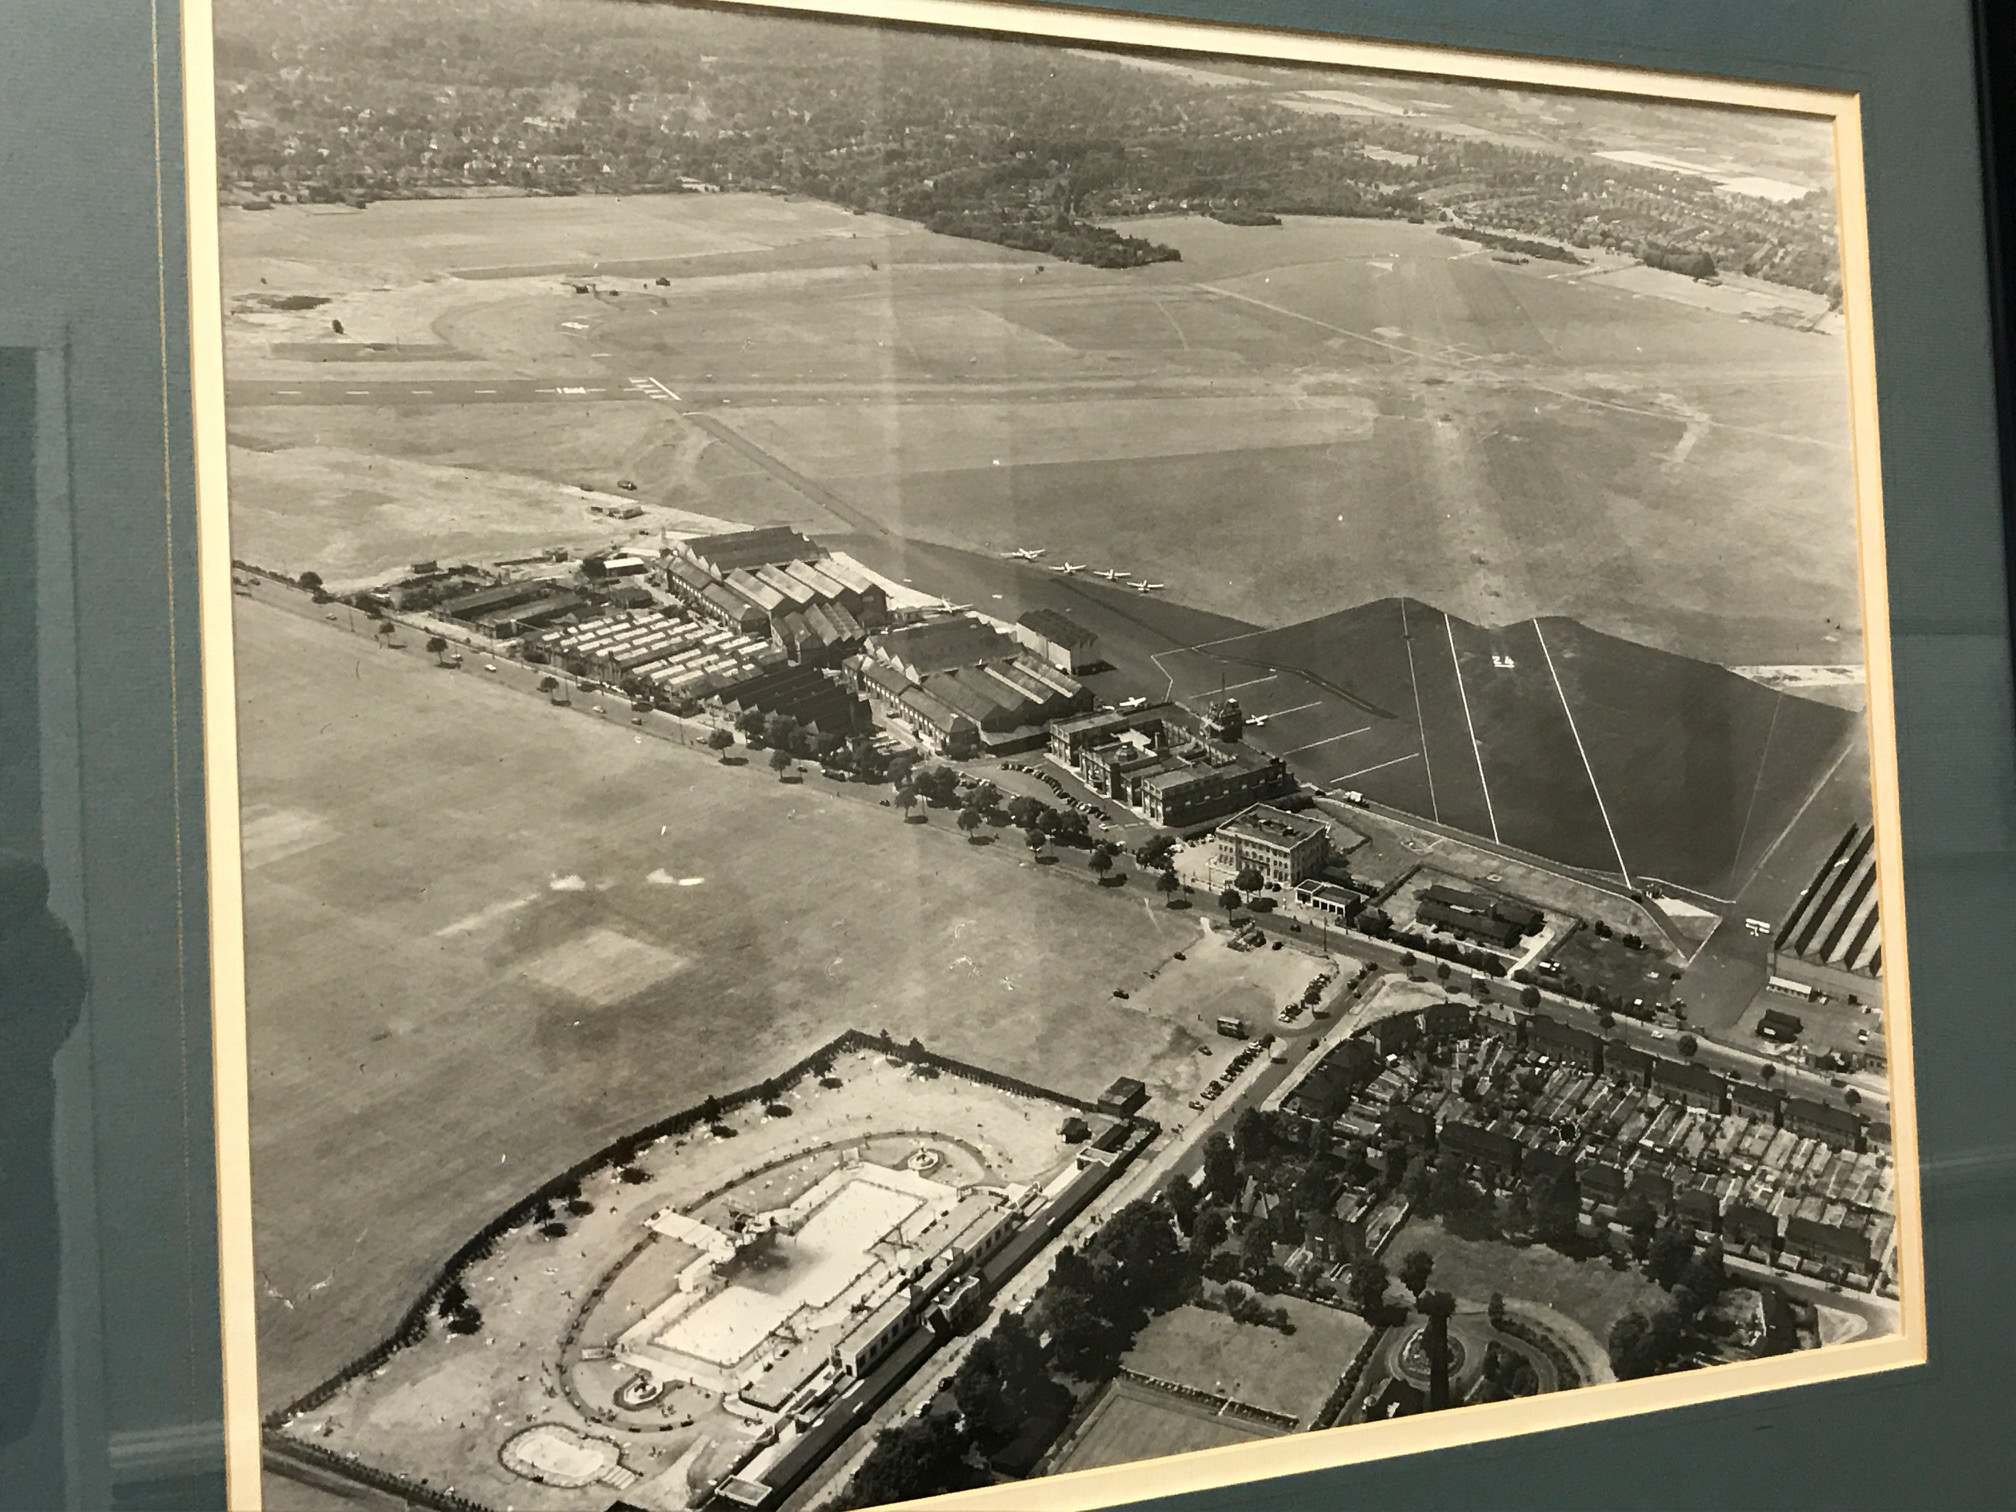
[1389,1216,1667,1356]
[1123,1300,1375,1425]
[222,194,1862,669]
[235,598,1236,1409]
[1046,1379,1279,1477]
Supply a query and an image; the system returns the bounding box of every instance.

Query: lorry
[1215,1015,1247,1039]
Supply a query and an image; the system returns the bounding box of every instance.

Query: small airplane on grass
[1128,580,1167,593]
[1052,561,1087,575]
[1118,696,1149,711]
[1094,568,1130,581]
[932,596,973,613]
[1001,547,1047,561]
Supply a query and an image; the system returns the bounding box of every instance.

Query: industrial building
[439,578,588,638]
[848,616,1094,755]
[714,665,871,737]
[1014,608,1101,675]
[1772,823,1884,1006]
[1212,803,1331,886]
[664,528,888,662]
[1048,703,1296,828]
[532,608,788,702]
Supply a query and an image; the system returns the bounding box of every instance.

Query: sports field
[1046,1379,1279,1477]
[236,599,1225,1408]
[1123,1300,1375,1426]
[222,193,1861,669]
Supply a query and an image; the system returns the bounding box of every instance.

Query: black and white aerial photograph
[204,1,1916,1508]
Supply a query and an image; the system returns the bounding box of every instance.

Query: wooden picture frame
[175,2,1927,1508]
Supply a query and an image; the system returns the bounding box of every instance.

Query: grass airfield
[236,598,1225,1409]
[222,192,1862,669]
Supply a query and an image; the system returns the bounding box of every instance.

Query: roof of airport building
[1217,803,1327,847]
[1017,607,1099,649]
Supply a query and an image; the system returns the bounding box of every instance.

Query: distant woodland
[213,0,1842,294]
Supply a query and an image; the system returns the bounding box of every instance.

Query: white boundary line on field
[1532,620,1631,888]
[1399,600,1440,824]
[1445,612,1499,843]
[1329,751,1422,785]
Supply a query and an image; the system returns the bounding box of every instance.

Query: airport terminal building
[1049,703,1297,829]
[1212,803,1331,886]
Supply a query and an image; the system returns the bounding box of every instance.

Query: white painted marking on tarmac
[1279,726,1371,756]
[1257,700,1321,720]
[1445,612,1500,844]
[1531,621,1630,885]
[344,389,370,395]
[1330,751,1422,783]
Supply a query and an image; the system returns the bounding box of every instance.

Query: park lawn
[235,599,1213,1408]
[1552,927,1677,1010]
[1388,1215,1667,1342]
[1123,1300,1373,1426]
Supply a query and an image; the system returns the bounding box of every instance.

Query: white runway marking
[344,389,370,396]
[1257,700,1321,720]
[1330,751,1422,784]
[1531,621,1630,885]
[1400,600,1440,824]
[1280,725,1371,756]
[1445,612,1500,844]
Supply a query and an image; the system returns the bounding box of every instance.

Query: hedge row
[1116,1369,1299,1431]
[1311,1324,1390,1430]
[267,1029,879,1428]
[1494,1311,1586,1390]
[266,1435,497,1512]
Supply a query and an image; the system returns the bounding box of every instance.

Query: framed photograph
[181,0,1927,1508]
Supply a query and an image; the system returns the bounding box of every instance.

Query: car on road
[1112,989,1130,1000]
[483,662,498,672]
[1197,1045,1212,1056]
[1651,1029,1667,1040]
[323,612,338,622]
[618,479,638,491]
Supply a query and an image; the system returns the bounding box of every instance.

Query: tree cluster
[213,0,1840,294]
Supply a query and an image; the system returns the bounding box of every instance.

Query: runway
[228,377,654,407]
[225,372,1314,409]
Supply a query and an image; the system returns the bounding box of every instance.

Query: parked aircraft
[934,597,973,612]
[1129,580,1166,593]
[1117,696,1149,711]
[1094,568,1130,581]
[1052,561,1086,574]
[1001,547,1047,561]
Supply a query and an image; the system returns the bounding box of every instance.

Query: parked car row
[1000,760,1116,829]
[1188,1039,1268,1109]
